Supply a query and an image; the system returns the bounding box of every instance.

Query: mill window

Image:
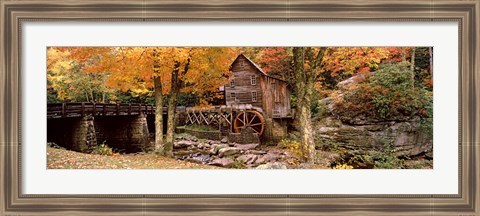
[251,75,256,85]
[251,91,257,102]
[239,60,245,68]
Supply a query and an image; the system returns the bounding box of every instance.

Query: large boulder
[209,158,234,167]
[174,140,197,149]
[315,72,432,158]
[255,152,282,165]
[256,162,287,169]
[218,147,242,157]
[233,143,258,151]
[246,150,267,155]
[236,154,258,165]
[314,116,432,157]
[208,144,229,155]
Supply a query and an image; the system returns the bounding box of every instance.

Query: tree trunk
[292,47,316,164]
[410,47,416,88]
[401,47,407,62]
[153,49,164,153]
[297,85,315,164]
[154,76,164,153]
[164,87,177,157]
[165,69,180,157]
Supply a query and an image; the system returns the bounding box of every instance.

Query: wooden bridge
[47,103,187,153]
[47,103,160,119]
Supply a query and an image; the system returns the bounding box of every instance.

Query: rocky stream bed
[172,134,293,169]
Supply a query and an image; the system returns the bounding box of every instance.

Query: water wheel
[233,110,266,135]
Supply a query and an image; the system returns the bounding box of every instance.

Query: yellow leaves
[131,87,150,95]
[48,46,238,105]
[333,164,354,169]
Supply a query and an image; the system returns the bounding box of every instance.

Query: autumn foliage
[331,63,433,122]
[47,47,237,105]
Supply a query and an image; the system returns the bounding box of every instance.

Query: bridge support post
[71,115,98,153]
[129,113,152,152]
[94,114,152,153]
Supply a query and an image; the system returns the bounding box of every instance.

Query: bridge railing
[47,103,187,119]
[47,103,156,118]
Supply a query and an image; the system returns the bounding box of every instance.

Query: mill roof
[232,53,287,82]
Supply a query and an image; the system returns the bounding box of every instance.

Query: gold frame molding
[1,0,479,215]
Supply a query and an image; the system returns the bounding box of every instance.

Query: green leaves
[333,62,433,120]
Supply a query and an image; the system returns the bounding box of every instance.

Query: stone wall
[71,116,97,153]
[262,118,289,144]
[94,114,152,152]
[314,116,433,157]
[228,127,260,144]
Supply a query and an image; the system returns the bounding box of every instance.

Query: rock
[255,152,281,164]
[315,117,433,157]
[236,154,258,165]
[187,146,199,152]
[208,147,218,155]
[317,127,337,133]
[336,72,371,91]
[174,140,197,148]
[197,143,210,149]
[214,144,229,151]
[234,143,258,151]
[221,137,228,143]
[209,144,229,155]
[246,150,266,155]
[186,154,211,164]
[218,147,242,157]
[256,162,287,169]
[211,140,221,145]
[209,158,234,167]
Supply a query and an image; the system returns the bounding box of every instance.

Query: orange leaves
[258,47,290,78]
[322,47,391,76]
[49,47,237,105]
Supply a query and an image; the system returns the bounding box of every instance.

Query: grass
[47,147,220,169]
[183,124,218,132]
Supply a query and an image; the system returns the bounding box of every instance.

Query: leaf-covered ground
[47,147,220,169]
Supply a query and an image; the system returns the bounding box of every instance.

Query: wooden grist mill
[183,54,293,142]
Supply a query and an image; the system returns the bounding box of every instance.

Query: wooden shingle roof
[232,53,287,82]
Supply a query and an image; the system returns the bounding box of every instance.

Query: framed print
[1,0,479,215]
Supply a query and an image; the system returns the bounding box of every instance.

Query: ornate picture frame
[1,1,478,215]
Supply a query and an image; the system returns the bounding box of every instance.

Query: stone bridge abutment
[47,114,151,153]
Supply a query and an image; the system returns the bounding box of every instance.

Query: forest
[47,47,433,169]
